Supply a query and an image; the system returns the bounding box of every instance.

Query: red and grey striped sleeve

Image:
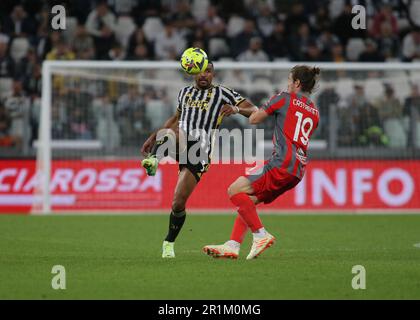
[261,92,287,116]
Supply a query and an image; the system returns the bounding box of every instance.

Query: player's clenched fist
[220,104,239,117]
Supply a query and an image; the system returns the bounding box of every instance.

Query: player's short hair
[291,65,321,94]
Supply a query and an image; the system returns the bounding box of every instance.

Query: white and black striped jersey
[177,84,245,154]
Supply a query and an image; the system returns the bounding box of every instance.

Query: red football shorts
[247,161,301,204]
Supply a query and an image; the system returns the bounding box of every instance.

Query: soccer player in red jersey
[203,65,321,260]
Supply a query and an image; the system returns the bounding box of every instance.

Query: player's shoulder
[217,84,236,92]
[269,91,289,104]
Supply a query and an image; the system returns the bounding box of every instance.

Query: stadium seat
[145,99,169,129]
[115,16,136,49]
[10,37,30,62]
[392,79,410,101]
[397,18,410,30]
[191,0,209,21]
[208,38,230,58]
[334,78,354,100]
[251,78,273,95]
[346,38,365,61]
[409,1,420,25]
[328,0,345,19]
[364,79,383,100]
[227,16,245,38]
[143,17,164,42]
[0,78,13,99]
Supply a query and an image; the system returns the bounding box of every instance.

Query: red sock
[230,215,248,243]
[230,193,263,232]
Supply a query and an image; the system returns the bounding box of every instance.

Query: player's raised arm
[140,110,180,156]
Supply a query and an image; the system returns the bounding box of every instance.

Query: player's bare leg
[162,167,197,258]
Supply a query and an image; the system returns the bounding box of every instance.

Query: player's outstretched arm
[220,100,258,118]
[249,108,269,125]
[140,111,180,156]
[237,100,259,117]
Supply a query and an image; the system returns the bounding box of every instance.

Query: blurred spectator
[349,84,385,146]
[15,47,37,80]
[46,40,75,60]
[255,4,277,38]
[311,7,332,33]
[284,2,310,36]
[154,20,186,60]
[37,30,61,60]
[231,19,260,58]
[116,85,149,143]
[289,23,315,61]
[3,79,30,146]
[0,25,10,44]
[68,107,93,140]
[187,29,208,51]
[358,38,385,62]
[201,5,226,39]
[237,37,269,61]
[375,84,406,147]
[377,22,400,60]
[316,85,339,138]
[131,0,162,26]
[92,96,121,148]
[85,0,117,60]
[128,44,150,61]
[0,39,15,77]
[73,25,95,60]
[264,21,288,59]
[370,4,398,39]
[23,63,41,97]
[171,0,196,36]
[2,5,38,38]
[108,42,126,61]
[0,102,14,147]
[107,0,137,16]
[332,4,366,46]
[330,42,345,63]
[304,40,325,61]
[403,84,420,147]
[402,28,420,62]
[318,28,340,59]
[127,28,153,59]
[51,104,67,139]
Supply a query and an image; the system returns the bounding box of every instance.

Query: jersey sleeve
[220,86,245,106]
[261,92,287,116]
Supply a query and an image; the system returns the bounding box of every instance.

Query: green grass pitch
[0,214,419,299]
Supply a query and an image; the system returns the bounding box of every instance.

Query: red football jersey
[262,91,320,179]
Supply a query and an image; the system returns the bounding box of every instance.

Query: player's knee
[172,198,186,213]
[227,184,238,197]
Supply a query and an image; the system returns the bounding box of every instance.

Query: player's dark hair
[291,65,321,94]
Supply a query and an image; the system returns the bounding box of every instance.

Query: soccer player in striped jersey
[141,62,257,258]
[203,65,321,260]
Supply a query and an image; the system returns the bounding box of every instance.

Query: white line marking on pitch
[414,243,420,248]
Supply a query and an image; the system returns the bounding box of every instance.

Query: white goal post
[35,60,420,214]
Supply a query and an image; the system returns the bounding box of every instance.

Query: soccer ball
[180,47,209,75]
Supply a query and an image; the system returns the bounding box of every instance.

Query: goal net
[32,61,420,213]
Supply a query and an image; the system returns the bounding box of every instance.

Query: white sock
[252,228,267,239]
[225,240,241,250]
